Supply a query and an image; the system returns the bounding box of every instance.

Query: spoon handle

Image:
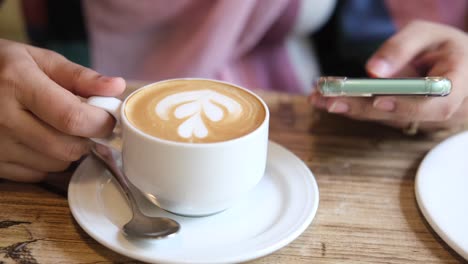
[91,143,141,214]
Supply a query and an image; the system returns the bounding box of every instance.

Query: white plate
[68,141,319,264]
[416,131,468,260]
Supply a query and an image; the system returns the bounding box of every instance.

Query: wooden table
[1,90,466,263]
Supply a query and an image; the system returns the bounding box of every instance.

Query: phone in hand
[316,77,451,97]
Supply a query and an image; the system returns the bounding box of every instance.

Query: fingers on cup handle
[27,46,126,97]
[87,97,124,152]
[87,96,123,122]
[14,69,117,138]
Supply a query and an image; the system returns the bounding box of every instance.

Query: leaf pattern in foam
[155,90,242,138]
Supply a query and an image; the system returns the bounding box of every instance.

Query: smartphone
[316,77,451,97]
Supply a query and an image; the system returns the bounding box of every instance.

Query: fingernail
[367,58,392,77]
[328,101,349,113]
[373,98,396,112]
[98,75,116,82]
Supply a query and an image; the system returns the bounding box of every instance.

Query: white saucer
[416,131,468,260]
[68,141,319,264]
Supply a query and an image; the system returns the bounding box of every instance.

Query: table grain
[1,89,466,264]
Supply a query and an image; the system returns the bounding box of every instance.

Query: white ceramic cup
[87,79,269,216]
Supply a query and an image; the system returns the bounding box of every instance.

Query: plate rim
[415,131,468,260]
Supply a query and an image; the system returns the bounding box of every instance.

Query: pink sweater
[83,0,467,93]
[84,0,305,93]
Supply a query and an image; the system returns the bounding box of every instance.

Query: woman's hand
[309,20,468,133]
[0,39,126,182]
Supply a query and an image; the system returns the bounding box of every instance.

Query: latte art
[125,79,266,143]
[156,90,242,139]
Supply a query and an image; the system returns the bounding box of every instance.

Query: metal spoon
[91,143,180,239]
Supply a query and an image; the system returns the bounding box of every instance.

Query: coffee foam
[156,90,242,139]
[125,80,265,143]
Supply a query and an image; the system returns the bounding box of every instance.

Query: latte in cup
[125,79,266,143]
[87,78,269,215]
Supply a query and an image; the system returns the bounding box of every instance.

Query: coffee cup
[88,78,269,216]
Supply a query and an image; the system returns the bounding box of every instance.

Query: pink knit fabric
[83,0,302,92]
[84,1,468,93]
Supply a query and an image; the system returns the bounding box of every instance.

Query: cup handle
[87,96,123,151]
